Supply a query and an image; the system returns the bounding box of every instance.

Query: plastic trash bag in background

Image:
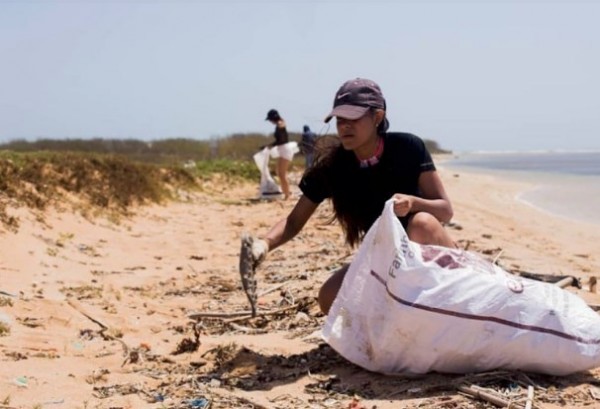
[252,147,282,200]
[323,199,600,376]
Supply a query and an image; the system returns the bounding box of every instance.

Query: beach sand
[1,164,600,409]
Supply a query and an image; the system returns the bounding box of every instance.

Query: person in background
[301,125,317,169]
[265,109,292,200]
[249,79,455,314]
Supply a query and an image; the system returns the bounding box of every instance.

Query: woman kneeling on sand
[246,78,455,314]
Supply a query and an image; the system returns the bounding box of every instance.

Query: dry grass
[0,151,197,230]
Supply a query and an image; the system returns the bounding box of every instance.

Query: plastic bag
[323,199,600,375]
[252,148,282,199]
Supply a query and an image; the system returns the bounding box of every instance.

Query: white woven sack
[323,199,600,375]
[252,148,281,199]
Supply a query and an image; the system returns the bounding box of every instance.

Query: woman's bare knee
[318,264,349,315]
[407,212,454,247]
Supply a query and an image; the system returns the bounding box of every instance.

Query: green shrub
[193,159,259,181]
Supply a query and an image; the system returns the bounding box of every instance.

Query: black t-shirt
[273,125,289,146]
[299,132,435,231]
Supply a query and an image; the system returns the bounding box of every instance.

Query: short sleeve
[413,135,436,173]
[299,170,330,204]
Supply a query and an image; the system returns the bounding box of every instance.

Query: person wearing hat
[244,78,455,314]
[301,125,317,169]
[265,109,292,200]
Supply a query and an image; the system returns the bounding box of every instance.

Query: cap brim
[324,105,370,123]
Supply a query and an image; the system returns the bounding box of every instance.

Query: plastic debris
[187,397,210,408]
[14,376,28,387]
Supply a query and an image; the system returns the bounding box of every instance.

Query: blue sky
[1,0,598,152]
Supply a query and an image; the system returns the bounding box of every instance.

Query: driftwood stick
[458,384,510,407]
[555,276,575,288]
[334,251,353,263]
[66,298,108,329]
[223,304,300,323]
[257,283,286,298]
[187,310,254,319]
[525,385,535,409]
[464,240,472,251]
[66,298,129,356]
[188,303,299,321]
[0,345,58,353]
[322,250,353,268]
[516,372,546,391]
[589,277,597,293]
[492,249,505,265]
[229,322,268,334]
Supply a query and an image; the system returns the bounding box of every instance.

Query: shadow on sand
[198,342,600,406]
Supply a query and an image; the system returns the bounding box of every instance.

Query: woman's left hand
[392,194,414,217]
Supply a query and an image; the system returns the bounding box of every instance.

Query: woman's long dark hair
[307,137,367,247]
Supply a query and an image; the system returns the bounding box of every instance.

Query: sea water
[444,151,600,225]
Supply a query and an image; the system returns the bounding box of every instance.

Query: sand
[1,164,600,409]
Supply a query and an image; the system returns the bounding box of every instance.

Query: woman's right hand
[392,194,414,217]
[251,238,269,265]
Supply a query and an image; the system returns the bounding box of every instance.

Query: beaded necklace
[358,137,384,168]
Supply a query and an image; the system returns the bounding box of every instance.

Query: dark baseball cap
[265,109,280,121]
[324,78,386,123]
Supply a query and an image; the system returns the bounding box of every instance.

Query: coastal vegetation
[0,133,450,230]
[0,133,449,163]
